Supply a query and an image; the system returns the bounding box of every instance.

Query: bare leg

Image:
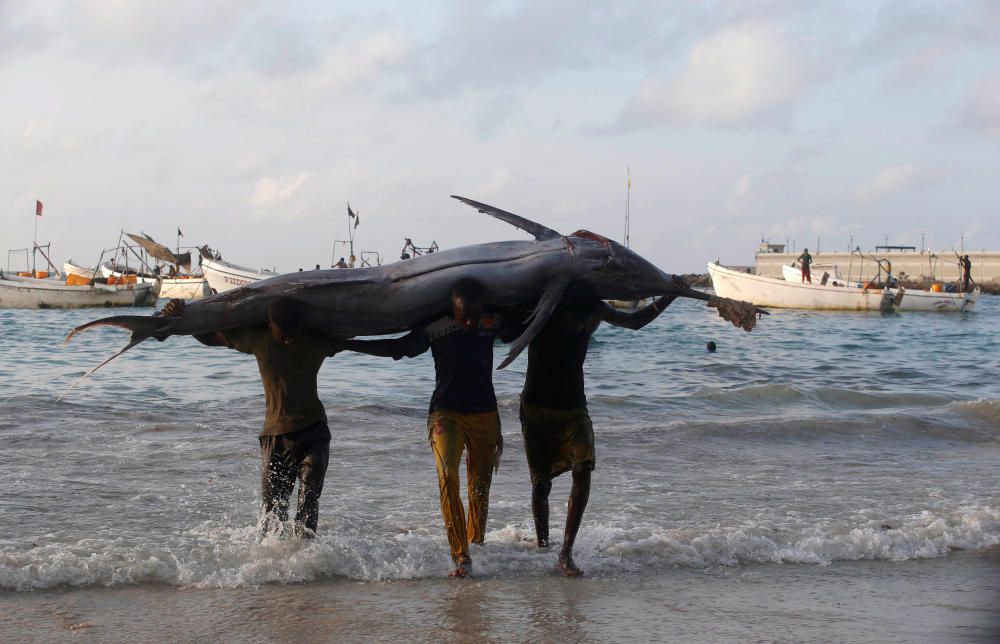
[559,469,591,577]
[531,479,552,548]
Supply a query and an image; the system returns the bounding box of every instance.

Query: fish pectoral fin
[451,195,562,241]
[497,277,571,370]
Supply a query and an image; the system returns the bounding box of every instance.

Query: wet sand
[4,548,998,643]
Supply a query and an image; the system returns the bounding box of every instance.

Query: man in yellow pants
[337,278,519,577]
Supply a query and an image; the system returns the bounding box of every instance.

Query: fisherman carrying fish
[335,278,522,578]
[520,281,676,576]
[160,298,340,539]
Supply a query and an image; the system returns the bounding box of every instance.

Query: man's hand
[158,299,186,317]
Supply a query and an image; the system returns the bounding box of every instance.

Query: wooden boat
[0,271,159,309]
[780,263,852,285]
[100,262,210,300]
[199,247,280,294]
[708,262,977,312]
[63,259,99,281]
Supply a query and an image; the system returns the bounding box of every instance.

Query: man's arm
[158,299,235,347]
[596,296,676,331]
[338,328,429,360]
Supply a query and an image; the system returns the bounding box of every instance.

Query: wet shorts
[519,402,595,485]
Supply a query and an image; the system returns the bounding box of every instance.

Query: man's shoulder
[423,317,457,341]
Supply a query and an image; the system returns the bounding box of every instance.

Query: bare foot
[448,563,470,578]
[558,553,583,577]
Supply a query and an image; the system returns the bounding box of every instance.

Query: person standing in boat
[334,257,348,269]
[797,248,813,284]
[959,255,973,292]
[520,281,676,577]
[334,278,521,578]
[160,298,339,539]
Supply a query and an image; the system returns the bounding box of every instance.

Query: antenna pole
[625,167,631,248]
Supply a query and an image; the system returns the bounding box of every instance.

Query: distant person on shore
[959,255,973,292]
[797,249,813,284]
[335,278,521,578]
[520,281,676,576]
[334,258,348,269]
[160,298,339,539]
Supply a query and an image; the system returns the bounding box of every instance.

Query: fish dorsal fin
[497,277,571,370]
[451,195,562,241]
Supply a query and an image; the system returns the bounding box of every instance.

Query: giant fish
[65,196,761,387]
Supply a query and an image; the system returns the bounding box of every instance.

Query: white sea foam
[2,506,998,591]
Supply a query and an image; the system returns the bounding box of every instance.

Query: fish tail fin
[64,315,167,346]
[59,315,170,401]
[57,337,150,402]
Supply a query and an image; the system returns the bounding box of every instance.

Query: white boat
[780,263,853,285]
[63,259,99,281]
[0,271,159,309]
[199,248,280,294]
[708,262,977,312]
[99,262,210,300]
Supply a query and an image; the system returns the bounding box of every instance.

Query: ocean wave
[2,506,997,591]
[949,398,1000,425]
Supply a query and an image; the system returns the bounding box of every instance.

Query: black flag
[348,204,360,229]
[177,227,183,238]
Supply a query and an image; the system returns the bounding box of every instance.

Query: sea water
[1,296,998,641]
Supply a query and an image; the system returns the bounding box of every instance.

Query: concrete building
[755,249,1000,283]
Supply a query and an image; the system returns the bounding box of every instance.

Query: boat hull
[0,274,159,309]
[63,261,98,280]
[709,263,976,312]
[200,256,280,294]
[100,263,210,300]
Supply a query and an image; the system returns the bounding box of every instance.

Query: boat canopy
[125,233,191,270]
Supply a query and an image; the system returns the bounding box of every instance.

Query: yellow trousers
[427,410,502,564]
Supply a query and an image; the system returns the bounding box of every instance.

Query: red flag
[36,200,43,217]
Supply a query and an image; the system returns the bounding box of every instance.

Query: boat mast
[624,167,631,248]
[32,200,40,274]
[347,202,357,268]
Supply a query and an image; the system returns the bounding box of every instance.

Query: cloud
[854,164,919,205]
[733,174,752,198]
[950,72,1000,136]
[612,22,807,130]
[474,92,521,140]
[251,172,314,207]
[0,2,50,66]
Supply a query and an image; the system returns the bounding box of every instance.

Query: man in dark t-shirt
[521,282,675,576]
[337,278,519,577]
[797,249,813,284]
[959,255,972,292]
[161,298,339,538]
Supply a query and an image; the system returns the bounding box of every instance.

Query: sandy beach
[4,547,999,643]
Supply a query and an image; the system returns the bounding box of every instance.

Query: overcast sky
[2,0,998,274]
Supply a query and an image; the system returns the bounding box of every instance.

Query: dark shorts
[519,403,595,485]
